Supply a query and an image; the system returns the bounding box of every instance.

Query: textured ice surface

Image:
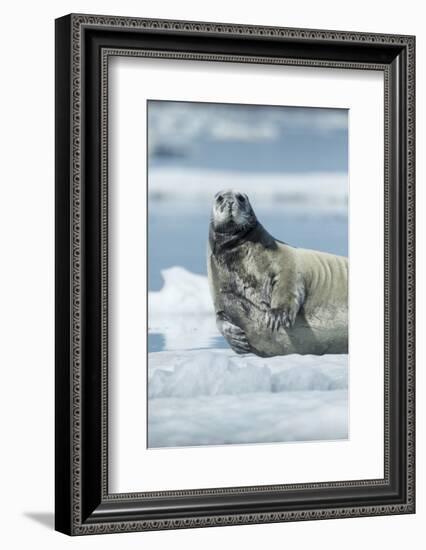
[149,349,348,398]
[148,349,348,447]
[148,268,349,448]
[148,391,348,448]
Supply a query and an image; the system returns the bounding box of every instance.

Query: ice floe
[148,268,349,448]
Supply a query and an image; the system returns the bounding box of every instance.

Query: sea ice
[148,268,349,448]
[148,349,348,447]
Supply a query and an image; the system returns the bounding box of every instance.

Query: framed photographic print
[55,14,415,535]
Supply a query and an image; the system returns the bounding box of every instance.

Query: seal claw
[266,308,295,331]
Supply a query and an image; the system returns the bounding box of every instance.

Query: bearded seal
[207,190,348,357]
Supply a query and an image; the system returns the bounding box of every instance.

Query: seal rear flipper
[216,311,251,355]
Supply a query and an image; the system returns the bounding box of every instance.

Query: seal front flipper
[262,273,304,331]
[216,311,251,354]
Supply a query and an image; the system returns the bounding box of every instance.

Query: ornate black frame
[55,13,415,535]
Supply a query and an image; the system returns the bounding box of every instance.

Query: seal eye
[216,194,224,204]
[236,194,245,204]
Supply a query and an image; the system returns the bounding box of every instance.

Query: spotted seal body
[207,190,348,357]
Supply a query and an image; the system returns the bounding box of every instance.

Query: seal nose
[215,191,241,213]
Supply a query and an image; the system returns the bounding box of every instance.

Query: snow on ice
[148,267,217,350]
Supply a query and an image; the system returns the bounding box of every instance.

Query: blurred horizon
[148,100,348,175]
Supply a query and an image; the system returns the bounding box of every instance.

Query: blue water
[150,129,348,175]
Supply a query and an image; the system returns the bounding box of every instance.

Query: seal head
[209,189,275,255]
[211,189,256,232]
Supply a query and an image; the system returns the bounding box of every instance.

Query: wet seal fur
[207,190,348,357]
